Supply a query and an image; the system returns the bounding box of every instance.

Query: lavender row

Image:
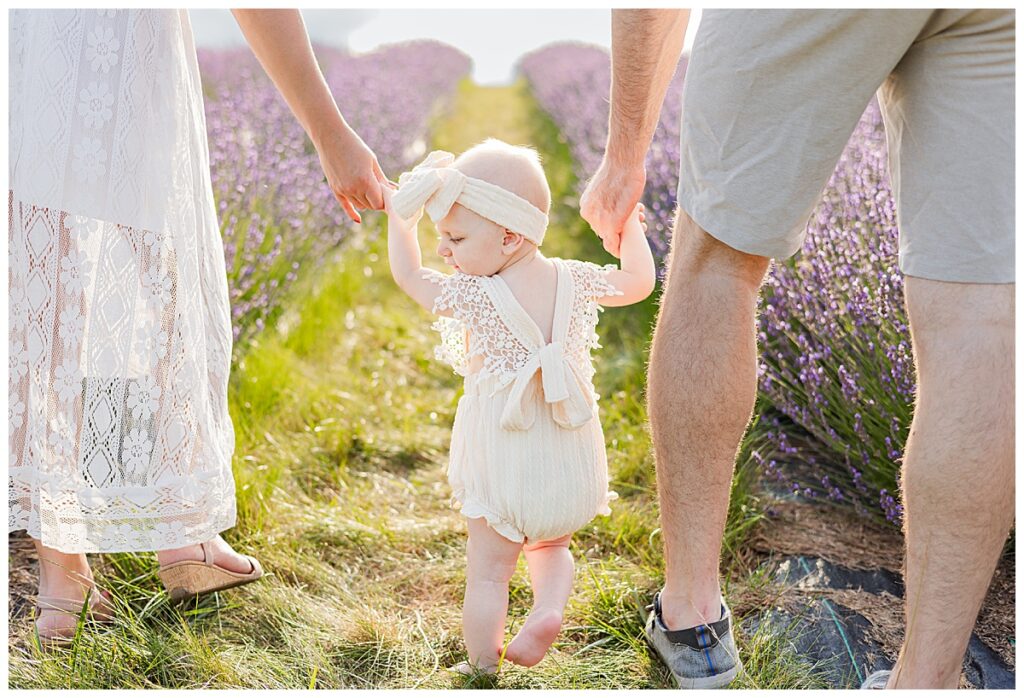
[198,41,471,355]
[521,43,912,525]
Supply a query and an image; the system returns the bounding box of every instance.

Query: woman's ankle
[35,550,94,598]
[155,542,205,567]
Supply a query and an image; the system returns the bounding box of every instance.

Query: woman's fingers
[364,176,385,211]
[337,194,361,224]
[373,159,399,190]
[348,190,371,210]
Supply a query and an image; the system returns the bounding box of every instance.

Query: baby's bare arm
[383,188,447,314]
[598,204,657,306]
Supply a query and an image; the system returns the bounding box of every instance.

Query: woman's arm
[599,203,657,306]
[231,9,387,223]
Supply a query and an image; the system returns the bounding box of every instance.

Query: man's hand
[582,8,688,255]
[314,127,392,224]
[580,159,647,258]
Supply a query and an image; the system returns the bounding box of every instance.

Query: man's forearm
[231,9,347,145]
[608,9,690,168]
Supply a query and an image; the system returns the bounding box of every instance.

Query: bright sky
[190,9,701,85]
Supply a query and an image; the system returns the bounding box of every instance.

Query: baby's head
[436,139,551,276]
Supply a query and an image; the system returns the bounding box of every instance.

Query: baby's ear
[502,229,525,252]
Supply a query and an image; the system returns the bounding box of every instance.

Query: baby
[383,139,655,672]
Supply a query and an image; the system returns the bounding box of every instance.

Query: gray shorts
[677,9,1015,283]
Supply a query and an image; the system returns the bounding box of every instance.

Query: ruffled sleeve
[421,269,485,375]
[567,259,623,304]
[563,259,624,368]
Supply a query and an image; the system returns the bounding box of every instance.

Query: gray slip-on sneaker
[644,591,742,689]
[860,669,891,689]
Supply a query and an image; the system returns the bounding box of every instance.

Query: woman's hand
[230,9,396,225]
[314,127,393,224]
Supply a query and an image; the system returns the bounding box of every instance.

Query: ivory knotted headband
[391,150,549,246]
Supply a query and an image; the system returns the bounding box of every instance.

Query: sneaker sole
[671,661,740,689]
[644,623,742,689]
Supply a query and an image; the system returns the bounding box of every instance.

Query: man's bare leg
[889,278,1014,688]
[648,210,770,630]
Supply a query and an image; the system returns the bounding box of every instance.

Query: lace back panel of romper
[422,260,622,387]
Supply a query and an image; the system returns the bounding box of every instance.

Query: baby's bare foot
[504,608,563,667]
[448,659,499,676]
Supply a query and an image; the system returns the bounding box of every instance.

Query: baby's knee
[523,533,572,552]
[466,544,520,583]
[467,556,518,585]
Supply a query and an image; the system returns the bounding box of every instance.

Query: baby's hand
[382,187,422,231]
[621,203,648,240]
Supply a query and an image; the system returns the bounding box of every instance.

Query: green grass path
[9,80,827,689]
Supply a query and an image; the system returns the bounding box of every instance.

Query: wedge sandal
[158,541,263,602]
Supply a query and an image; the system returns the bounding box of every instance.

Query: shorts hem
[452,490,525,543]
[677,190,805,260]
[899,255,1015,284]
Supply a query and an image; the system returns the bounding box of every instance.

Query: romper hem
[452,489,526,543]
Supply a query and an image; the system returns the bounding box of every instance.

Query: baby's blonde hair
[454,138,552,216]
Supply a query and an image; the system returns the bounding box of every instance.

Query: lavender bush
[522,44,912,525]
[199,42,470,355]
[755,101,910,523]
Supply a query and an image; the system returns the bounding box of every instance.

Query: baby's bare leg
[462,516,523,671]
[504,533,574,667]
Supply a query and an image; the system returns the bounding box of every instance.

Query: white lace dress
[8,10,237,552]
[426,257,621,543]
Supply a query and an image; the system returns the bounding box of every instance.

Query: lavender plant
[755,101,910,523]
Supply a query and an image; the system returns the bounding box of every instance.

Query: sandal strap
[36,591,103,614]
[200,540,214,565]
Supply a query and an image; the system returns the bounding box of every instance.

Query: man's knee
[905,278,1014,407]
[666,208,772,291]
[905,277,1014,338]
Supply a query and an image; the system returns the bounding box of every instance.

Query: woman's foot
[33,541,113,643]
[503,607,563,667]
[155,534,254,573]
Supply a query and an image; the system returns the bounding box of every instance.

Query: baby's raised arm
[383,187,448,314]
[597,203,657,306]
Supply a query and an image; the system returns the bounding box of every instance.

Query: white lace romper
[424,257,621,543]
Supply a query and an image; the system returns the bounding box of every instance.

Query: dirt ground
[747,501,1015,670]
